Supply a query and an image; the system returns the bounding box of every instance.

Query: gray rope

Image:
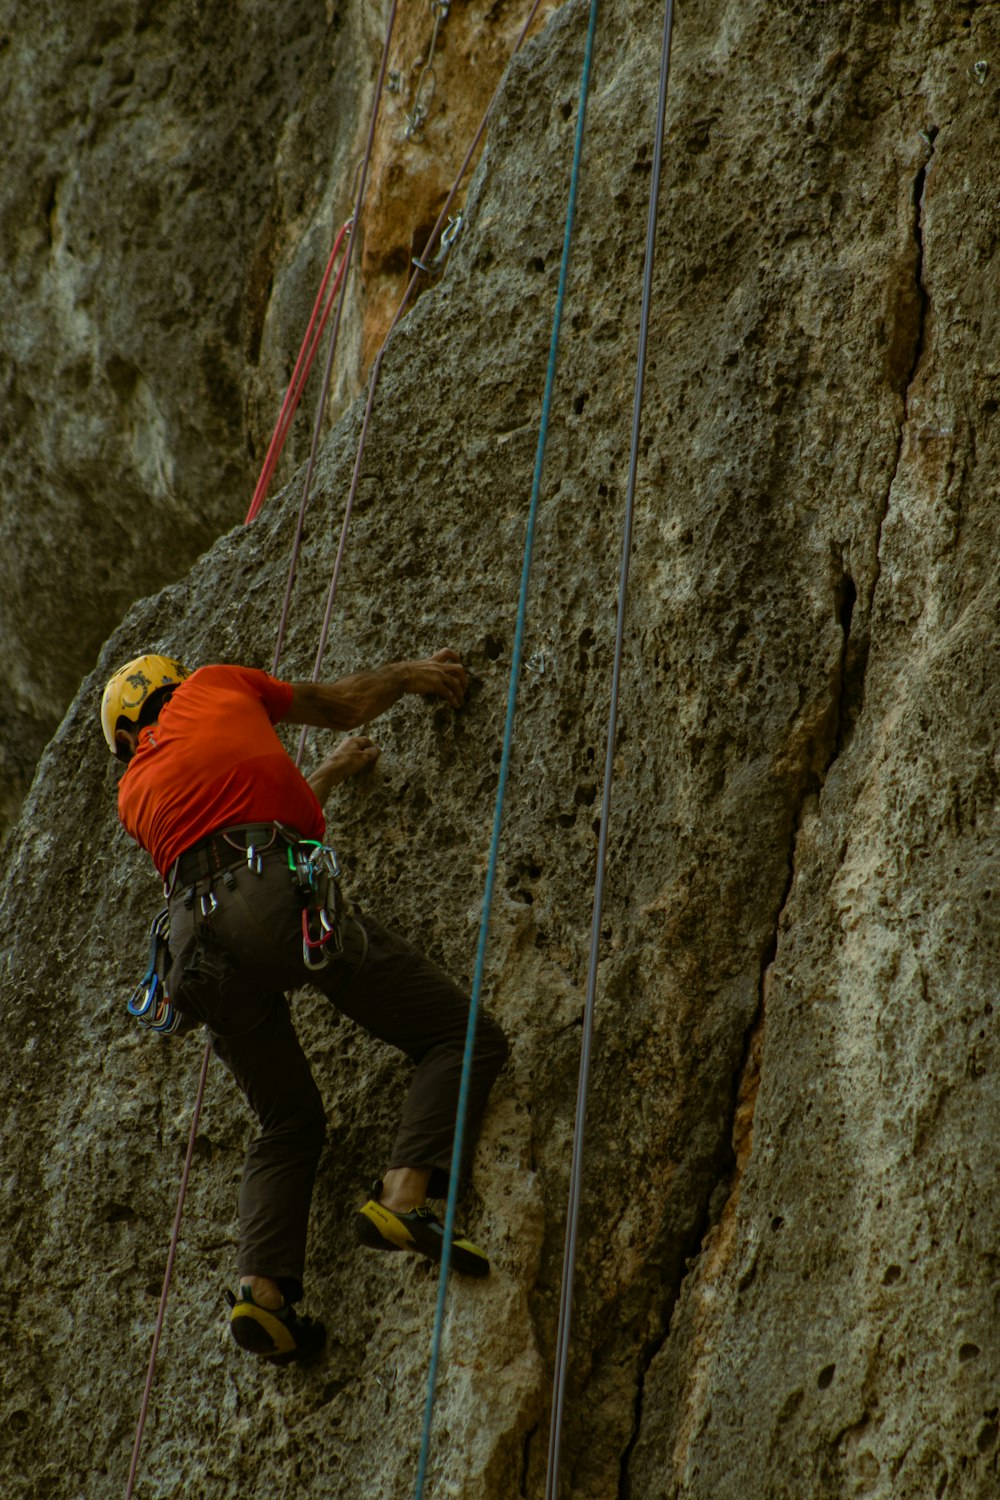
[544,3,676,1495]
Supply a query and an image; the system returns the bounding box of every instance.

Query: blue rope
[544,4,676,1494]
[412,2,602,1493]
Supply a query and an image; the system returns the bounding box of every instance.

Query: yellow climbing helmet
[100,653,191,756]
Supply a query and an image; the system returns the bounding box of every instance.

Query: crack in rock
[868,126,937,619]
[616,417,885,1497]
[520,1421,538,1497]
[618,135,942,1493]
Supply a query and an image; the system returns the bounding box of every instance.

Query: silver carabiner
[440,212,463,253]
[413,213,463,274]
[147,991,183,1035]
[308,844,341,881]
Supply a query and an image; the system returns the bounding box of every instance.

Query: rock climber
[101,650,508,1364]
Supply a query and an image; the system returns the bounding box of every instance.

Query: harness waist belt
[170,823,302,887]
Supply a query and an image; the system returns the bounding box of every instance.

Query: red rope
[124,1040,212,1500]
[123,10,400,1488]
[124,1,548,1490]
[271,0,400,676]
[244,220,351,525]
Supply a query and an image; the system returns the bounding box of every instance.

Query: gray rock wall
[0,0,368,834]
[2,1,999,1497]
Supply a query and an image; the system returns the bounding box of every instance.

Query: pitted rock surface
[0,0,553,844]
[2,2,999,1498]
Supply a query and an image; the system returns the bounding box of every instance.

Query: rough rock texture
[0,0,554,842]
[2,1,1000,1498]
[360,0,558,361]
[0,0,354,834]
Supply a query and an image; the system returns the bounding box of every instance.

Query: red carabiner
[302,907,334,969]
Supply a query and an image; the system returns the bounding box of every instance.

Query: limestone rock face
[0,0,362,835]
[0,0,555,842]
[2,1,1000,1498]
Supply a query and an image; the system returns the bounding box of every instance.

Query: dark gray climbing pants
[167,847,508,1300]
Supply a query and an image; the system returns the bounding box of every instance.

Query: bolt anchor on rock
[413,213,464,274]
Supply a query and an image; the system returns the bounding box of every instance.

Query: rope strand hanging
[294,0,547,769]
[544,4,676,1495]
[413,0,602,1493]
[122,10,401,1494]
[244,218,352,526]
[246,151,366,530]
[123,1043,211,1500]
[273,0,401,680]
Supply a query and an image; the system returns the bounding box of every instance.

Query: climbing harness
[126,0,555,1494]
[167,820,353,969]
[123,1040,210,1500]
[414,1,602,1495]
[287,838,348,967]
[126,907,181,1035]
[544,5,677,1496]
[405,0,450,142]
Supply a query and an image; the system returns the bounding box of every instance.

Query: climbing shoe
[355,1182,490,1277]
[225,1286,326,1364]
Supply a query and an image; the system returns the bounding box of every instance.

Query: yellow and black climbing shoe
[225,1287,326,1364]
[355,1183,490,1277]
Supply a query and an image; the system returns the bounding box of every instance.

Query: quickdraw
[404,0,450,141]
[412,211,463,275]
[288,840,346,968]
[127,907,182,1036]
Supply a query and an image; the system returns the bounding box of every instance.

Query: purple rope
[295,0,547,767]
[124,1039,212,1500]
[124,13,403,1490]
[272,0,401,678]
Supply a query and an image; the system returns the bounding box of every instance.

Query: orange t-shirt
[118,664,325,875]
